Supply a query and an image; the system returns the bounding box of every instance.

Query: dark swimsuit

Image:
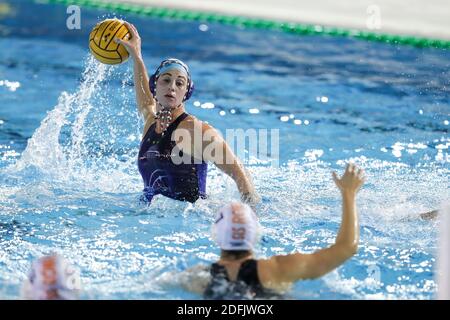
[137,112,207,203]
[204,259,268,300]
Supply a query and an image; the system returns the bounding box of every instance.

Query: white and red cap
[22,254,81,300]
[212,202,260,251]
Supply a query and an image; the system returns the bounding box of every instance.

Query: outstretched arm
[175,119,260,206]
[202,123,260,206]
[259,163,364,286]
[115,21,156,130]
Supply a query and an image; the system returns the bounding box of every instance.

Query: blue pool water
[0,0,449,299]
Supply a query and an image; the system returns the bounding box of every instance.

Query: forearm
[310,193,359,278]
[132,56,154,118]
[208,138,258,200]
[234,163,256,197]
[216,161,255,197]
[286,165,363,281]
[335,191,359,252]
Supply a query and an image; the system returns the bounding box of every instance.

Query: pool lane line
[42,0,450,49]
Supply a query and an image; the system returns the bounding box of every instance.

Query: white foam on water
[0,53,448,299]
[4,56,142,194]
[437,201,450,299]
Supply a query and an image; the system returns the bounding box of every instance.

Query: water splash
[0,47,447,299]
[5,56,141,193]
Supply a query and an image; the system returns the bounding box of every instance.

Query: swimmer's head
[212,202,261,251]
[21,254,81,300]
[149,58,194,107]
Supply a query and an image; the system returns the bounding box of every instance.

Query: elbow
[336,241,359,258]
[350,244,358,256]
[346,242,359,257]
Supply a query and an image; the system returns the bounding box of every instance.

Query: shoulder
[177,115,196,129]
[256,257,278,285]
[256,255,299,289]
[257,258,293,291]
[178,115,210,129]
[177,116,220,136]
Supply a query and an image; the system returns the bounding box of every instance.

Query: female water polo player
[115,22,259,205]
[181,163,364,299]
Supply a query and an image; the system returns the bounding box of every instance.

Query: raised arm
[115,22,156,130]
[259,163,364,286]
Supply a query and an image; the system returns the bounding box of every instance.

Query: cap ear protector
[149,59,195,102]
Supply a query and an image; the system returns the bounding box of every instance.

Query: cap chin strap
[154,99,183,136]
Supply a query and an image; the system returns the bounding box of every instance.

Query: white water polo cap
[212,202,260,251]
[22,254,81,300]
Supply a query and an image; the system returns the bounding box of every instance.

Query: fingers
[356,167,365,178]
[115,22,140,53]
[352,165,366,187]
[123,21,133,32]
[335,163,366,193]
[356,168,365,188]
[123,21,138,38]
[131,24,138,35]
[346,163,364,176]
[332,171,339,182]
[114,37,129,47]
[332,171,342,188]
[347,162,355,173]
[344,163,366,181]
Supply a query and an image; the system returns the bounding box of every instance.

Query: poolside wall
[109,0,450,40]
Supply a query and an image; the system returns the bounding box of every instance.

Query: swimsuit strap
[142,112,189,141]
[210,259,259,285]
[140,112,190,151]
[236,259,260,286]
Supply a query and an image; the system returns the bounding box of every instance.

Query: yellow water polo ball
[89,19,130,65]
